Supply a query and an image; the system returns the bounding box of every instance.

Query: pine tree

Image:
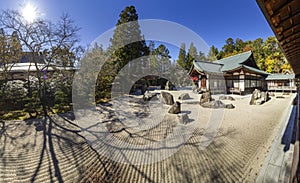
[207,45,218,61]
[97,5,149,99]
[186,42,197,70]
[109,5,148,70]
[177,43,186,69]
[197,51,207,61]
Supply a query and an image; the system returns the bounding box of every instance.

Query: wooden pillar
[206,74,209,91]
[239,72,245,93]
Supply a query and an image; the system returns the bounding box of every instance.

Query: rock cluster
[249,89,269,105]
[200,91,235,109]
[201,100,235,109]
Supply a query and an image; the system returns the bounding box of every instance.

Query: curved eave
[256,0,300,75]
[223,65,269,76]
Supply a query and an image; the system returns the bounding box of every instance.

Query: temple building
[266,73,296,92]
[189,50,270,94]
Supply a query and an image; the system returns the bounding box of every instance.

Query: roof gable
[215,51,255,72]
[192,60,223,74]
[190,51,269,76]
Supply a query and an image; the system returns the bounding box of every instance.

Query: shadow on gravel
[0,113,113,182]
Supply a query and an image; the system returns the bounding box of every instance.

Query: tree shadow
[75,99,245,182]
[0,114,113,182]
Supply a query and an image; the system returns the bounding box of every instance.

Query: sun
[21,3,38,23]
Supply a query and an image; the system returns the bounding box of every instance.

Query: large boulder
[160,91,174,105]
[178,93,191,100]
[260,92,269,103]
[168,101,181,114]
[250,89,269,105]
[201,100,235,109]
[200,91,213,105]
[211,100,226,108]
[201,100,224,108]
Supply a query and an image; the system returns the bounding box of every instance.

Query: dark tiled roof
[215,51,253,72]
[242,65,269,75]
[192,60,223,74]
[191,51,269,76]
[266,74,295,80]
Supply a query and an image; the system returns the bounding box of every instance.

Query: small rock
[225,104,235,109]
[178,93,191,100]
[143,91,157,101]
[269,92,275,97]
[219,96,235,101]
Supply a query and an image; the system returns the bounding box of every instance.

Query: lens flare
[22,3,38,23]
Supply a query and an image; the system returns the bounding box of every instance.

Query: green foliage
[23,91,42,118]
[52,46,76,67]
[207,45,218,61]
[176,36,292,74]
[96,5,149,100]
[222,38,235,55]
[186,42,197,70]
[197,51,207,61]
[0,30,22,83]
[176,43,187,70]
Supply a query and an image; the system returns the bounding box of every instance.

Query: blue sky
[0,0,274,59]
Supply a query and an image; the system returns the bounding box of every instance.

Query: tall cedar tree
[176,43,187,70]
[97,5,149,99]
[186,42,197,70]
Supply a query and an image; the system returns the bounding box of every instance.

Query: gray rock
[219,95,235,101]
[250,89,261,105]
[200,91,212,105]
[225,104,235,109]
[211,100,226,108]
[178,93,191,100]
[260,92,269,103]
[160,91,174,105]
[143,91,157,101]
[269,92,275,97]
[168,101,181,114]
[201,100,226,108]
[250,89,269,105]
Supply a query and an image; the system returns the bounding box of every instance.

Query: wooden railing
[268,86,297,91]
